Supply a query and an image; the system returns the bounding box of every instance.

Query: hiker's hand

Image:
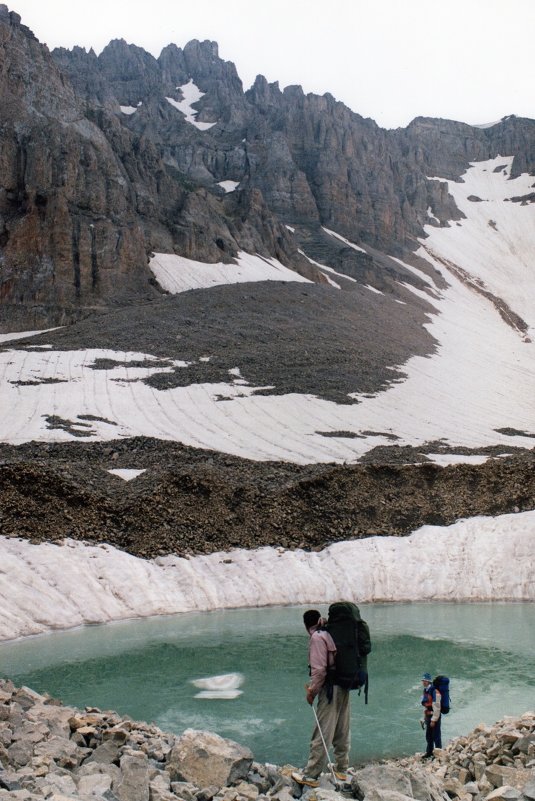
[306,688,315,705]
[430,721,436,728]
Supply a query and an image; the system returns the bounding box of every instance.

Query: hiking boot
[291,772,320,788]
[334,771,349,782]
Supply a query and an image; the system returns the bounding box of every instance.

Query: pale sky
[9,0,535,129]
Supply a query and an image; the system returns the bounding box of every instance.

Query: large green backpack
[325,601,371,703]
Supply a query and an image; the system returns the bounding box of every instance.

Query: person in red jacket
[421,672,442,759]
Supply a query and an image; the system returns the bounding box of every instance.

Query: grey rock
[464,783,481,795]
[166,729,253,789]
[85,739,122,765]
[484,787,521,801]
[75,760,122,785]
[351,765,414,799]
[114,752,150,801]
[33,735,88,769]
[523,781,535,801]
[485,767,532,791]
[364,791,416,801]
[170,780,199,800]
[6,739,34,767]
[35,771,78,796]
[28,703,73,739]
[77,770,114,797]
[0,770,23,791]
[193,784,220,801]
[269,787,297,801]
[514,737,535,755]
[12,688,46,711]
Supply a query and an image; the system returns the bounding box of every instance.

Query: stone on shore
[0,679,533,801]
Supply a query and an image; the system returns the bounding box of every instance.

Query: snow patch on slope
[1,158,534,463]
[0,328,59,343]
[0,511,533,641]
[424,155,535,338]
[107,469,146,481]
[149,252,311,293]
[323,227,367,253]
[218,180,240,193]
[166,79,216,130]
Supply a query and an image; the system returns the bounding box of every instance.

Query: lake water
[1,603,533,767]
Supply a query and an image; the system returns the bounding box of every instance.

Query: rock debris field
[0,680,533,801]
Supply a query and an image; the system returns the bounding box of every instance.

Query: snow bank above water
[0,511,533,642]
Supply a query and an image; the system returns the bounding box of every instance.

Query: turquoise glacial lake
[1,603,533,767]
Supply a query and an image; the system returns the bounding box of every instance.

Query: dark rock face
[0,5,533,329]
[0,6,153,329]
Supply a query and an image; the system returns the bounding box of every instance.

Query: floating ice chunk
[191,672,244,690]
[194,690,243,700]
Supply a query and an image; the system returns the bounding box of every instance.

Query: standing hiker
[292,609,349,787]
[292,603,370,787]
[420,672,442,759]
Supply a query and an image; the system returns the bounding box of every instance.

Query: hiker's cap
[421,672,433,682]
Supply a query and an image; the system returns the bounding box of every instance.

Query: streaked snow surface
[0,158,535,464]
[424,156,535,339]
[149,251,311,293]
[0,511,533,641]
[1,158,534,463]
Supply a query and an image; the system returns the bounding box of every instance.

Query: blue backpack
[433,675,450,714]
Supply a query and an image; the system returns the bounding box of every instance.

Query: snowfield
[149,251,311,293]
[0,511,533,641]
[1,156,535,641]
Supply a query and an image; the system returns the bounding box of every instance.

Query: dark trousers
[425,717,442,756]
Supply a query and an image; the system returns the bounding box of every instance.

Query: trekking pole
[312,703,340,788]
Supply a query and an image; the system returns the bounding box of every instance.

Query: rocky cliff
[1,4,534,329]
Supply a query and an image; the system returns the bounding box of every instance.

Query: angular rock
[7,738,34,767]
[114,752,151,801]
[166,729,253,789]
[484,766,531,791]
[523,781,535,801]
[33,735,88,769]
[84,738,121,764]
[363,791,416,801]
[513,736,535,755]
[484,786,521,801]
[169,779,199,800]
[77,770,114,797]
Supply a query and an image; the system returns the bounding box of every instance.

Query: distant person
[420,672,442,759]
[291,609,350,788]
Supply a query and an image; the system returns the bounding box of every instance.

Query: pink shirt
[308,626,337,696]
